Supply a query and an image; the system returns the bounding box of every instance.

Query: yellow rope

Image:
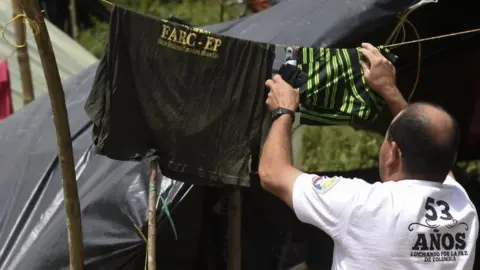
[385,9,421,102]
[403,18,422,103]
[384,28,480,48]
[2,13,40,48]
[386,9,416,45]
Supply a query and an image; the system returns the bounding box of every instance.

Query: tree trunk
[147,161,158,270]
[70,0,78,40]
[12,0,34,106]
[21,1,85,269]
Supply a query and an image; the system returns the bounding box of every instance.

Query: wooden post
[12,0,34,106]
[20,1,84,269]
[147,161,158,270]
[227,189,242,270]
[69,0,78,40]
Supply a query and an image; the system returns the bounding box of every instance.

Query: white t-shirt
[292,173,479,270]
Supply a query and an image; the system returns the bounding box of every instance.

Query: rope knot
[2,13,41,48]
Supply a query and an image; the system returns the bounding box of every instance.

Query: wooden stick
[147,160,158,270]
[20,1,84,269]
[227,188,242,270]
[12,0,34,105]
[69,0,78,40]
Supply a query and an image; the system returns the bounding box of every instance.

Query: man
[259,43,479,269]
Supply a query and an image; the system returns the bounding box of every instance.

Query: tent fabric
[1,0,480,269]
[0,1,97,112]
[206,0,480,160]
[0,62,294,269]
[204,0,419,73]
[0,63,194,269]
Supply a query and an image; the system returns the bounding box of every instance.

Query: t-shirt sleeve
[292,173,372,238]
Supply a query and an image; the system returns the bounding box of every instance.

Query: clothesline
[383,28,480,48]
[272,28,480,49]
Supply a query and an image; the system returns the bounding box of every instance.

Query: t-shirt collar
[394,179,445,188]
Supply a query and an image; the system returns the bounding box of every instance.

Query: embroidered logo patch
[312,176,339,193]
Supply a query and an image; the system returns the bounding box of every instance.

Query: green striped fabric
[297,46,387,125]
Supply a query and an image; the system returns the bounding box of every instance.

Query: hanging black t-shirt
[85,6,275,187]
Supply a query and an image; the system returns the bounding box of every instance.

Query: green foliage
[78,19,109,58]
[78,0,244,58]
[457,161,480,176]
[302,126,383,172]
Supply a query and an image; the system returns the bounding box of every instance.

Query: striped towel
[297,46,389,125]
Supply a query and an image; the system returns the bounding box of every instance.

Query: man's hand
[359,43,407,117]
[358,43,398,97]
[265,74,299,112]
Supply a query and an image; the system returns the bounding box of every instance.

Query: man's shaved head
[386,102,460,181]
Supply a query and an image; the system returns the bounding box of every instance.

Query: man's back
[292,174,479,270]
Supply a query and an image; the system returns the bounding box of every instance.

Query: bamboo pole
[12,0,34,106]
[20,1,84,269]
[69,0,78,40]
[147,161,158,270]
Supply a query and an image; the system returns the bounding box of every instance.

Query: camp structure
[0,0,97,113]
[0,0,479,269]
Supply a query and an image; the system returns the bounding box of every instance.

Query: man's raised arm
[258,75,302,208]
[359,43,455,179]
[258,75,372,238]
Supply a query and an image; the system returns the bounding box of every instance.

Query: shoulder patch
[312,176,340,193]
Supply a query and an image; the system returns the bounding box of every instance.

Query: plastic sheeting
[204,0,480,160]
[0,64,195,269]
[1,0,480,269]
[204,0,418,73]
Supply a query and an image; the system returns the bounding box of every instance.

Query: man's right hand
[358,43,407,117]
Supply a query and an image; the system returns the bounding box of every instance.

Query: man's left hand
[265,75,299,112]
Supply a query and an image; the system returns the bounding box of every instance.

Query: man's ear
[386,141,401,167]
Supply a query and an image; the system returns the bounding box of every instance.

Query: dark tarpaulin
[205,0,480,161]
[0,63,294,269]
[0,64,204,269]
[204,0,418,73]
[1,0,480,269]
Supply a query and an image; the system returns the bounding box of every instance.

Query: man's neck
[385,173,445,183]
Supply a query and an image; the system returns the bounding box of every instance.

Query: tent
[0,1,97,112]
[1,0,479,269]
